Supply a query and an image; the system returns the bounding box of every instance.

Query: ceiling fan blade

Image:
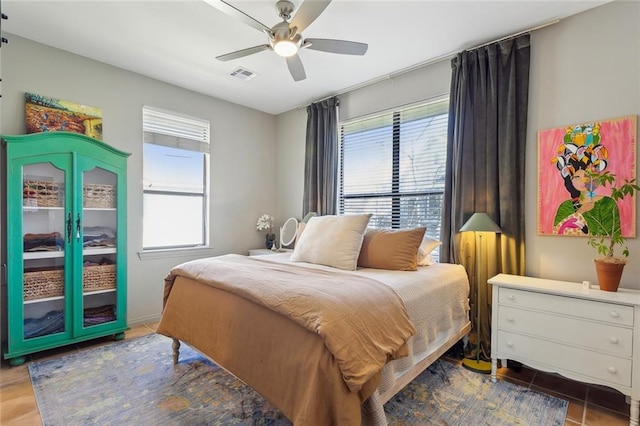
[286,54,306,81]
[203,0,272,35]
[304,38,368,55]
[216,44,271,61]
[290,0,332,33]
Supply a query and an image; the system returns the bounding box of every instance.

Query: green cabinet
[2,132,130,365]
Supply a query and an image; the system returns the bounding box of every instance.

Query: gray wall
[1,35,279,324]
[275,0,640,290]
[525,0,640,288]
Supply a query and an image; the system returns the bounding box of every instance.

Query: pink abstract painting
[537,115,637,237]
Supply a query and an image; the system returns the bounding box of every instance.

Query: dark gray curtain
[303,97,339,216]
[441,35,530,359]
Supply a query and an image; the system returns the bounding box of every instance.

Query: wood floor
[0,322,631,425]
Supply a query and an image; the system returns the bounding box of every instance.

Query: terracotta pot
[594,259,625,292]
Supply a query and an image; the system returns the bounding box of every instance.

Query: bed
[156,217,470,425]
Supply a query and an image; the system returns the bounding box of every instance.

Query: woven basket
[83,264,116,292]
[23,180,62,207]
[83,184,115,208]
[23,269,64,301]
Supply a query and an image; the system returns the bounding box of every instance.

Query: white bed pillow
[290,214,371,270]
[417,235,442,266]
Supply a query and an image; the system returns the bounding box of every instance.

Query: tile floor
[442,354,631,426]
[0,322,631,425]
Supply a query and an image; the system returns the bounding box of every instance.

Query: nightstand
[248,248,293,256]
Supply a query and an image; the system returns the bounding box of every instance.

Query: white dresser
[488,274,640,426]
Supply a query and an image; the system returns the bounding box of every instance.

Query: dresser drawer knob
[507,316,514,322]
[607,366,617,374]
[609,337,619,344]
[506,341,513,347]
[609,311,619,318]
[508,295,515,301]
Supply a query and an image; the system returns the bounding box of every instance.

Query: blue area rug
[29,333,567,425]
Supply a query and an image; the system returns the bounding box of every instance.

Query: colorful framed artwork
[25,92,103,140]
[537,115,637,237]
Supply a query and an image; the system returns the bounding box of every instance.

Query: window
[142,106,210,250]
[338,98,449,258]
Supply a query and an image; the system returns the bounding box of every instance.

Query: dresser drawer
[496,331,632,387]
[497,306,632,357]
[498,288,633,326]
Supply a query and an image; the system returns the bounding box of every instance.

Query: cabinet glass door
[81,166,118,329]
[22,162,68,340]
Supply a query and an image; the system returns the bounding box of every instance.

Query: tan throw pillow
[290,214,371,270]
[357,227,426,271]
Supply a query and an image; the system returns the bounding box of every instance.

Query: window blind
[339,98,449,241]
[143,106,210,153]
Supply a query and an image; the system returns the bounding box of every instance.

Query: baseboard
[128,313,162,327]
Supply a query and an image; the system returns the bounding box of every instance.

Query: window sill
[137,246,215,261]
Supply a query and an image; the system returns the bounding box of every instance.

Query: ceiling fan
[205,0,368,81]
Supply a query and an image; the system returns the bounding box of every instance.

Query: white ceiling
[2,0,611,115]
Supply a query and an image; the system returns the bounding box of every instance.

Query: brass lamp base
[462,357,491,374]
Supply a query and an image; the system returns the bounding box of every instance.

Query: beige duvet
[158,254,416,425]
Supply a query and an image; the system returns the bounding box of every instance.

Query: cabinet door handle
[76,214,81,240]
[607,366,617,374]
[610,311,619,318]
[66,213,72,244]
[609,337,619,344]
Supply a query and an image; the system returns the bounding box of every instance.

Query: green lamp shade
[460,212,502,233]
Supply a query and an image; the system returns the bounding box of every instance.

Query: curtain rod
[298,19,559,110]
[296,74,392,109]
[296,51,454,110]
[465,19,559,51]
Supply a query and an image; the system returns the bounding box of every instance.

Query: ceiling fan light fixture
[273,40,298,57]
[210,0,368,81]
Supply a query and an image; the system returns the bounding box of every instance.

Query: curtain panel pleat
[303,97,340,216]
[441,35,530,359]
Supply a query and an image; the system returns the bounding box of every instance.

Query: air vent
[230,67,257,81]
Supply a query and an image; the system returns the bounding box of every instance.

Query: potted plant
[586,171,640,291]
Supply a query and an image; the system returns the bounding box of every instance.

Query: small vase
[265,233,275,249]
